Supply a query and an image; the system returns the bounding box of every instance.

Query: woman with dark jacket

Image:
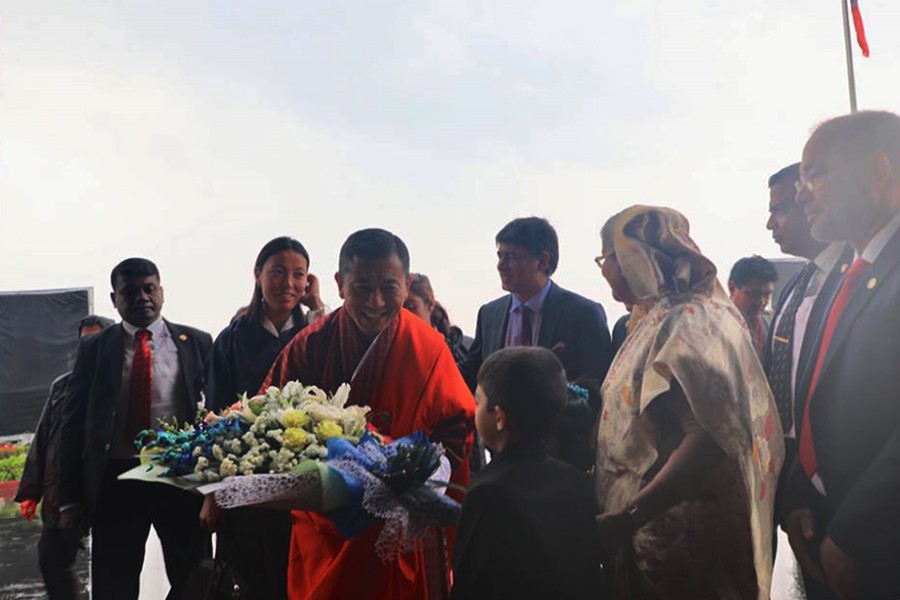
[201,236,327,599]
[404,273,469,367]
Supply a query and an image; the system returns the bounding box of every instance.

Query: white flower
[212,445,225,461]
[194,456,209,474]
[220,457,238,477]
[299,385,328,405]
[330,383,351,408]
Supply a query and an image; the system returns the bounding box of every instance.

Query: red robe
[263,308,475,600]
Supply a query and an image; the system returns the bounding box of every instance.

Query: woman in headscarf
[594,206,783,600]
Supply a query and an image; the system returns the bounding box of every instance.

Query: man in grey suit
[784,111,900,599]
[461,217,613,415]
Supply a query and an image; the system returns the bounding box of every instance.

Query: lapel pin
[178,334,188,341]
[841,263,849,273]
[867,277,877,290]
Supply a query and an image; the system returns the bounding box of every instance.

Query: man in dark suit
[461,217,613,406]
[57,258,213,600]
[762,163,845,533]
[784,111,900,599]
[16,315,114,600]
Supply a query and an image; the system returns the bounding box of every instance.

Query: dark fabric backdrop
[0,289,91,435]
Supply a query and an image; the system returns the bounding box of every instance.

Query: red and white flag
[850,0,870,57]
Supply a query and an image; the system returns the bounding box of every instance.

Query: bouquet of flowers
[120,381,460,560]
[134,381,369,482]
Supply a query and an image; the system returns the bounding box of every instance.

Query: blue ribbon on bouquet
[323,430,460,539]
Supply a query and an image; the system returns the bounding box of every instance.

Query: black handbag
[176,556,249,600]
[171,531,249,600]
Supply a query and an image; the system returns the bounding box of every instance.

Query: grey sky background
[2,1,899,337]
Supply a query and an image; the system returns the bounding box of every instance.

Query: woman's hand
[300,273,325,311]
[595,511,636,558]
[199,494,224,532]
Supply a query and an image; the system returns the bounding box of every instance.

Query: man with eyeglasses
[763,162,851,560]
[782,111,900,599]
[460,217,613,420]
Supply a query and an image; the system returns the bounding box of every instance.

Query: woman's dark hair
[547,385,596,472]
[409,273,452,335]
[477,347,567,440]
[247,237,311,322]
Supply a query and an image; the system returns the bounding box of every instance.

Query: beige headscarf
[602,205,720,303]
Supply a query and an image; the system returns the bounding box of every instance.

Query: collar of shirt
[508,279,552,316]
[261,313,296,337]
[860,210,900,263]
[122,316,167,341]
[814,242,846,273]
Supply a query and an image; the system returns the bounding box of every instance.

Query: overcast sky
[2,1,899,336]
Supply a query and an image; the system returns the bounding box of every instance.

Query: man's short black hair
[110,258,160,289]
[78,315,115,335]
[495,217,559,276]
[728,255,778,287]
[477,347,567,440]
[768,162,800,188]
[338,228,410,276]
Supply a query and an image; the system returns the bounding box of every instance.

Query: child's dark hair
[476,346,567,440]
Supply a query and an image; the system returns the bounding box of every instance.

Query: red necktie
[128,329,153,442]
[798,258,869,479]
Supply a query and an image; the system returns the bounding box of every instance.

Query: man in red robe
[263,228,475,600]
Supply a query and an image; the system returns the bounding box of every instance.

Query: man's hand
[199,494,223,532]
[19,499,37,521]
[821,536,859,600]
[58,504,89,547]
[786,508,826,584]
[299,274,324,312]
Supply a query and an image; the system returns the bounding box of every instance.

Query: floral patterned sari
[595,206,783,600]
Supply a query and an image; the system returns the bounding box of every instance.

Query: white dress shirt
[112,317,186,458]
[771,243,844,439]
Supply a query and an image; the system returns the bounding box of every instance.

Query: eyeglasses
[594,252,616,268]
[794,169,828,193]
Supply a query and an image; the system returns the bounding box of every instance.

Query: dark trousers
[91,460,207,600]
[217,507,292,599]
[38,527,79,600]
[772,437,798,558]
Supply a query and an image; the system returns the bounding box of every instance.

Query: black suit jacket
[783,229,900,592]
[460,282,613,395]
[451,443,604,600]
[57,320,212,517]
[15,372,70,527]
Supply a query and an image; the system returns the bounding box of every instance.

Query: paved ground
[1,512,802,599]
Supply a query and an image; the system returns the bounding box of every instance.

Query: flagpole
[841,0,859,112]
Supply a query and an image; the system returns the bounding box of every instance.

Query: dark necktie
[519,306,534,347]
[128,329,153,442]
[799,258,869,479]
[769,262,818,432]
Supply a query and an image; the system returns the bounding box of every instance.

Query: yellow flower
[282,409,310,429]
[283,428,311,449]
[314,420,343,442]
